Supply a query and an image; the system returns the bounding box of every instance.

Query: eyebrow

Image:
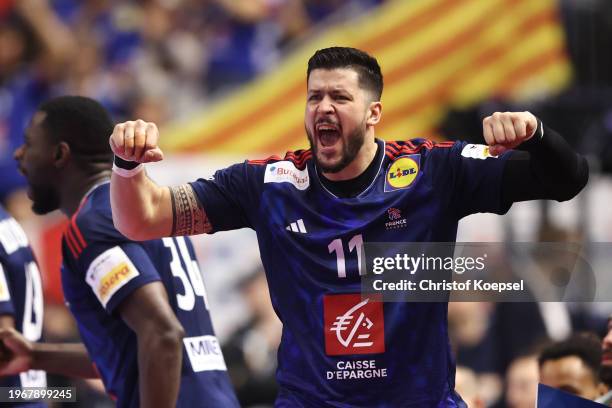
[307,88,352,96]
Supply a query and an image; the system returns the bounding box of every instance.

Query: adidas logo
[286,219,307,233]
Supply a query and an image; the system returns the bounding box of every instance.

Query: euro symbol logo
[330,298,374,348]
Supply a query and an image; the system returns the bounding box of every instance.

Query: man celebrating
[109,47,588,406]
[6,96,239,408]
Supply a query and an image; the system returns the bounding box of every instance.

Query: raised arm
[109,120,211,240]
[481,111,588,204]
[14,0,77,78]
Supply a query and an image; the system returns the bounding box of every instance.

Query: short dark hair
[38,96,114,167]
[538,333,602,380]
[307,47,383,101]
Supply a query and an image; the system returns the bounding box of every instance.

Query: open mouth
[316,122,341,148]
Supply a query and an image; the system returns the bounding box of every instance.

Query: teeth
[316,124,338,131]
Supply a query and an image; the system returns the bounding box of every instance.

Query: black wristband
[114,155,140,170]
[518,119,544,152]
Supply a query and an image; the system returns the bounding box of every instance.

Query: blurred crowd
[2,0,612,407]
[0,0,383,214]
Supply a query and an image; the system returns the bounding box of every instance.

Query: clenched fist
[109,119,164,163]
[483,111,538,156]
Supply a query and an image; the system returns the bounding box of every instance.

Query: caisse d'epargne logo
[323,294,385,356]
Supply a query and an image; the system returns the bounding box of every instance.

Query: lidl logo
[384,155,420,192]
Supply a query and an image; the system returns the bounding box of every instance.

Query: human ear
[54,142,71,168]
[366,101,382,126]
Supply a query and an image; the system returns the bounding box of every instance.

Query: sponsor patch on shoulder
[460,144,498,160]
[264,161,310,190]
[86,246,140,307]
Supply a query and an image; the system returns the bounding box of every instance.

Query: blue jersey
[0,206,46,406]
[61,183,239,408]
[191,139,511,407]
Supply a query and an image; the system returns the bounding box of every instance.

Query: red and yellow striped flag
[162,0,571,154]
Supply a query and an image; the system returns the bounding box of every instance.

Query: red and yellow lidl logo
[385,155,420,192]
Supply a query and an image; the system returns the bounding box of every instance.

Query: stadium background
[1,0,611,406]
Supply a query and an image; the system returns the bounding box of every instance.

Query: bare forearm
[32,343,98,378]
[213,0,268,22]
[138,331,183,408]
[110,170,172,240]
[16,0,76,69]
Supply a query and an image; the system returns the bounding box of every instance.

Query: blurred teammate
[596,316,612,405]
[109,47,588,406]
[4,96,239,408]
[0,204,46,407]
[538,333,605,400]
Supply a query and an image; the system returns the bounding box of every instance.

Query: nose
[13,144,24,161]
[317,95,335,115]
[604,330,612,349]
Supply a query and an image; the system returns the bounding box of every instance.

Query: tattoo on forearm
[169,185,212,235]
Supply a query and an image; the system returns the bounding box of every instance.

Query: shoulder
[64,185,123,260]
[247,149,312,171]
[384,139,456,160]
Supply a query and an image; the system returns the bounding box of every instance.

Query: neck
[322,133,378,181]
[60,168,111,216]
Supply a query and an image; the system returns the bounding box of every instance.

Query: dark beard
[307,125,366,174]
[30,184,60,215]
[601,364,612,388]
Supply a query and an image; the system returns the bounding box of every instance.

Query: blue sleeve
[431,141,512,219]
[0,262,15,316]
[74,241,161,315]
[189,161,263,232]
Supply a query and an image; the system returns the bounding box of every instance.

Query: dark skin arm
[0,265,97,378]
[0,315,15,364]
[117,281,185,408]
[0,325,98,379]
[0,282,187,397]
[0,315,15,329]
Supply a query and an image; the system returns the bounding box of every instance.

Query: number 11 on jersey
[328,234,364,278]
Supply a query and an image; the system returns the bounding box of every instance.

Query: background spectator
[538,333,606,400]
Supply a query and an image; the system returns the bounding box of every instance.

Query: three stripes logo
[286,219,307,233]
